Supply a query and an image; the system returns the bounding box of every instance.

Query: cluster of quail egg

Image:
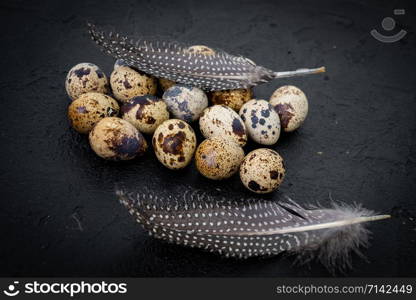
[66,47,309,194]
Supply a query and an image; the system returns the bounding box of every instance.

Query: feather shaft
[227,214,391,236]
[273,66,326,79]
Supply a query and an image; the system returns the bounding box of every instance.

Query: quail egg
[199,105,247,146]
[121,95,169,134]
[113,59,130,69]
[239,99,281,145]
[209,88,253,111]
[152,119,196,170]
[68,92,119,134]
[158,78,176,91]
[195,137,244,180]
[65,63,109,100]
[110,66,157,102]
[163,84,208,122]
[240,148,285,194]
[186,45,216,55]
[269,85,308,132]
[89,117,147,160]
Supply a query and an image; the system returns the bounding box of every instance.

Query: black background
[0,0,415,277]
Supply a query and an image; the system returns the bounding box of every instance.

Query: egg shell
[152,119,196,170]
[240,148,285,194]
[110,66,157,102]
[121,95,169,134]
[239,99,281,145]
[89,117,147,160]
[186,45,216,56]
[113,59,130,69]
[163,85,208,122]
[65,63,109,100]
[199,105,247,146]
[159,78,176,91]
[209,88,253,111]
[269,85,308,132]
[113,59,143,72]
[195,137,244,180]
[68,92,119,134]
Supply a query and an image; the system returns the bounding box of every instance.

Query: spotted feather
[88,23,325,91]
[117,188,390,270]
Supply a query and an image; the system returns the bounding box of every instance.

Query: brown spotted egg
[113,59,130,69]
[239,99,281,145]
[121,95,169,134]
[240,148,285,194]
[269,85,308,132]
[195,137,244,180]
[110,66,157,102]
[68,92,119,134]
[152,119,196,170]
[89,117,147,160]
[65,63,109,100]
[158,78,176,91]
[209,88,253,111]
[163,85,208,122]
[199,105,247,146]
[186,45,216,55]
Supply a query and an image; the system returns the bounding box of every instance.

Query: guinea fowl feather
[117,189,390,271]
[88,23,325,91]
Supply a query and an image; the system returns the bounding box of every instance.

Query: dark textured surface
[0,0,415,277]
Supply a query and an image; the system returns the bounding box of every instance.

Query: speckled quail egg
[152,119,196,170]
[121,95,169,134]
[269,85,308,132]
[68,92,119,134]
[186,45,216,55]
[158,78,176,91]
[239,99,281,145]
[199,105,247,146]
[65,63,109,100]
[240,148,285,194]
[163,85,208,122]
[89,117,147,160]
[113,59,130,69]
[110,66,157,102]
[195,137,244,180]
[209,88,253,111]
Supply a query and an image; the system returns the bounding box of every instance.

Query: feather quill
[88,23,325,91]
[117,188,390,270]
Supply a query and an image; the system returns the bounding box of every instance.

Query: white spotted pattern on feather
[117,188,390,270]
[88,23,326,91]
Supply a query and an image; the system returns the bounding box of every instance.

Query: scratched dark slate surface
[0,0,415,277]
